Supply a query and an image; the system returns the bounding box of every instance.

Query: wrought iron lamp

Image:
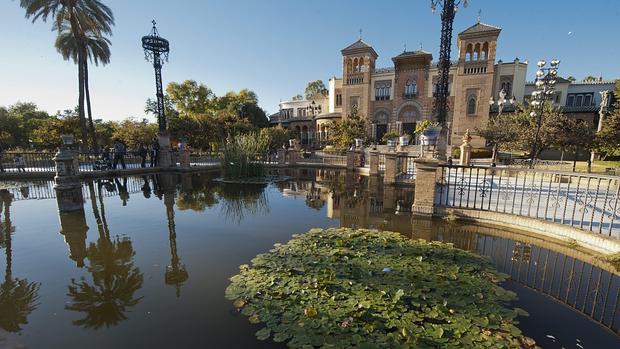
[142,20,170,134]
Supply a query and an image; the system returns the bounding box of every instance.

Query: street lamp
[529,58,560,168]
[430,0,469,160]
[142,20,170,135]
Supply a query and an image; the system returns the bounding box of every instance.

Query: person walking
[137,144,148,168]
[112,139,127,170]
[150,139,160,167]
[0,146,5,172]
[14,153,26,172]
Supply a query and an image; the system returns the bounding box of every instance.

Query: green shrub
[226,228,535,348]
[381,131,400,144]
[452,148,494,159]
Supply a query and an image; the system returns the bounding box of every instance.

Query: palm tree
[56,24,111,152]
[20,0,114,150]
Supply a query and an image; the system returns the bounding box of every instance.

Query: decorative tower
[452,21,501,147]
[340,35,377,121]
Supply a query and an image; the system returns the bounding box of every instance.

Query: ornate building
[270,21,528,148]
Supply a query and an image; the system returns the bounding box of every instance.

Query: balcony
[346,73,364,85]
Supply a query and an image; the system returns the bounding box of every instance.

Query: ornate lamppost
[142,20,172,166]
[430,0,468,160]
[590,90,611,165]
[529,59,560,168]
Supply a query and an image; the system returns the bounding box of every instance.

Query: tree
[260,125,293,151]
[547,114,595,170]
[475,113,520,163]
[566,76,576,82]
[305,80,327,99]
[31,109,82,148]
[327,106,368,150]
[503,102,565,159]
[20,0,114,150]
[166,80,215,115]
[596,81,620,158]
[55,21,112,152]
[292,94,304,101]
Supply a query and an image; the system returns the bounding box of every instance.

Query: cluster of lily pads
[226,228,536,348]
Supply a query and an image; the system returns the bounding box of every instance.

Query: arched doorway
[373,110,389,142]
[397,104,421,139]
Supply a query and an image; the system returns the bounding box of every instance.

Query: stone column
[591,90,611,164]
[369,151,379,176]
[411,158,439,216]
[287,149,297,165]
[459,129,472,166]
[383,153,397,185]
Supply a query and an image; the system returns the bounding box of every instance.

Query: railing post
[383,153,397,185]
[412,158,440,216]
[369,151,379,176]
[287,150,297,165]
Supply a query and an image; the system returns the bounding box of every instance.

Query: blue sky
[1,0,618,121]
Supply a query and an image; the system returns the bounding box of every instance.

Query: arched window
[346,59,352,73]
[353,58,359,72]
[482,42,489,60]
[466,43,473,61]
[474,43,481,60]
[358,57,364,72]
[405,80,417,98]
[467,96,477,115]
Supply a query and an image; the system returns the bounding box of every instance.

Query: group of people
[97,139,161,170]
[0,147,27,172]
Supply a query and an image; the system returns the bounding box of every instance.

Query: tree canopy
[305,80,327,99]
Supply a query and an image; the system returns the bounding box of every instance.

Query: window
[566,95,575,107]
[555,92,562,104]
[404,80,417,98]
[298,108,307,117]
[350,96,359,109]
[467,97,477,115]
[584,94,592,106]
[575,95,583,107]
[500,81,512,96]
[375,82,391,101]
[336,94,342,106]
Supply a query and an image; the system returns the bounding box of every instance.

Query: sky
[1,0,619,122]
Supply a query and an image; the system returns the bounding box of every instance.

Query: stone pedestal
[287,150,297,165]
[158,133,174,168]
[54,146,84,213]
[383,185,396,213]
[383,153,397,185]
[179,149,190,169]
[346,151,357,171]
[411,158,440,216]
[369,151,379,176]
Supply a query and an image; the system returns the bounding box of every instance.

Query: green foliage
[222,132,269,179]
[111,118,158,149]
[381,131,400,144]
[595,81,620,158]
[226,228,535,349]
[414,120,440,135]
[260,126,293,151]
[328,107,368,150]
[305,80,328,99]
[452,148,493,159]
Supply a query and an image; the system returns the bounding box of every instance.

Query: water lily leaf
[256,327,271,340]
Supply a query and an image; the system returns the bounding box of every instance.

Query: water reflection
[64,181,143,329]
[0,189,40,333]
[163,175,189,297]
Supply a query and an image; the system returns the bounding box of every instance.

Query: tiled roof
[395,49,432,57]
[459,22,501,35]
[342,39,372,51]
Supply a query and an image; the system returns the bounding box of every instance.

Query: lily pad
[226,228,536,348]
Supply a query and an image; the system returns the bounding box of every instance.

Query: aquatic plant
[222,132,269,179]
[226,228,535,348]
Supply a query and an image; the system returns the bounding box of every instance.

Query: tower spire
[359,28,362,40]
[477,9,482,23]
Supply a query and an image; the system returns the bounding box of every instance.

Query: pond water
[0,169,618,349]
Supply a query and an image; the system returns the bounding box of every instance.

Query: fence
[79,151,148,171]
[396,155,417,182]
[298,153,347,166]
[0,152,55,173]
[189,152,221,166]
[436,165,620,238]
[378,154,386,173]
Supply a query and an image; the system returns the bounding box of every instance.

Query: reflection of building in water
[0,189,41,333]
[511,242,532,263]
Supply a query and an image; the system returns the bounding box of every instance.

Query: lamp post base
[158,133,174,168]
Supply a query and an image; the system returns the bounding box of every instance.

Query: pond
[0,169,618,348]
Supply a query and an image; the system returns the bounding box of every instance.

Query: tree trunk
[84,59,98,153]
[77,52,88,150]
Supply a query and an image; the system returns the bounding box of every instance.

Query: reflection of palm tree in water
[0,189,40,333]
[164,190,188,297]
[64,182,143,329]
